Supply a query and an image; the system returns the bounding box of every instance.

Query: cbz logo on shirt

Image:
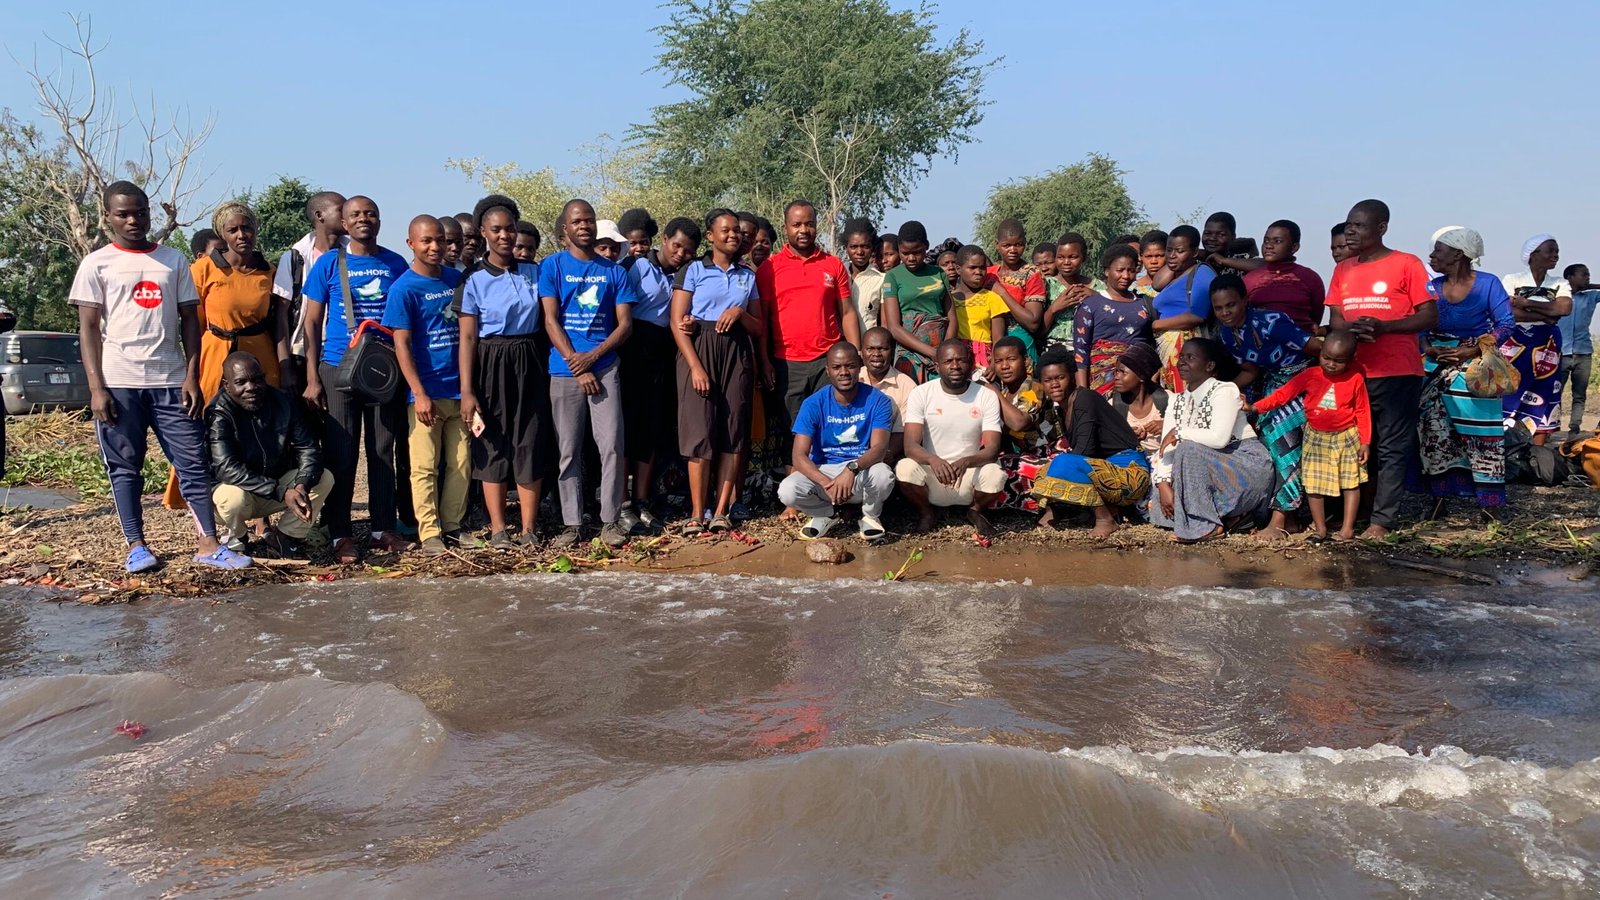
[131,280,163,309]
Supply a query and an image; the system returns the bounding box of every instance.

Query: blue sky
[3,1,1595,278]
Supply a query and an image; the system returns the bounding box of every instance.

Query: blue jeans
[96,387,215,544]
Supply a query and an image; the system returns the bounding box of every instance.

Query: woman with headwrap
[1416,226,1515,518]
[1212,273,1320,537]
[1109,342,1168,460]
[1500,234,1573,445]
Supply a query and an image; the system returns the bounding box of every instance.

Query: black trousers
[1366,374,1422,529]
[319,363,407,540]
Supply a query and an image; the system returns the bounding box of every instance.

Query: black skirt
[620,320,679,463]
[472,334,547,485]
[676,323,752,460]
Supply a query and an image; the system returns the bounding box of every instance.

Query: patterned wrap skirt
[1156,329,1193,392]
[1031,448,1152,508]
[1088,339,1133,397]
[1146,437,1275,541]
[1414,342,1506,507]
[1500,322,1564,433]
[1254,365,1307,513]
[894,312,948,383]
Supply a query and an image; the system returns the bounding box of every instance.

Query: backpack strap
[337,246,356,333]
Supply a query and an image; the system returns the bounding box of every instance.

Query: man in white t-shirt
[71,181,253,573]
[270,190,347,389]
[894,339,1005,536]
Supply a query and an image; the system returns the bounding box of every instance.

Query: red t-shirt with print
[1325,251,1433,378]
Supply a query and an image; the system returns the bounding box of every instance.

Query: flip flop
[678,519,705,537]
[193,546,253,570]
[858,514,887,542]
[125,545,160,574]
[800,516,836,540]
[709,515,733,534]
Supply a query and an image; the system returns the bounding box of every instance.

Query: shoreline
[2,486,1595,603]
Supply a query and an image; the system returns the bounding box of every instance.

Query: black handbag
[331,248,402,403]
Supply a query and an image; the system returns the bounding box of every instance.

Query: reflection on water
[1,574,1598,897]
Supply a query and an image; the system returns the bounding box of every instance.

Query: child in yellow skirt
[1249,331,1372,542]
[946,244,1010,369]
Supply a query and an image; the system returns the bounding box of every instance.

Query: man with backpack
[270,190,347,398]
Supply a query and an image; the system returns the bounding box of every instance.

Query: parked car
[1,330,90,415]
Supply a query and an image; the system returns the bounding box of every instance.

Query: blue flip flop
[193,546,254,570]
[125,545,160,574]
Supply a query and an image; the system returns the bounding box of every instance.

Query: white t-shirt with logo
[271,232,349,355]
[903,379,1003,461]
[69,244,199,389]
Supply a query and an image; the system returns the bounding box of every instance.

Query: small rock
[805,539,850,565]
[24,564,50,579]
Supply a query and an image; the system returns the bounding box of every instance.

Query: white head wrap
[1431,226,1483,264]
[1522,233,1556,265]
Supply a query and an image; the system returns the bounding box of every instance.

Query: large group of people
[62,179,1600,572]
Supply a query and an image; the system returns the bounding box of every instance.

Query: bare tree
[791,111,878,251]
[11,13,215,256]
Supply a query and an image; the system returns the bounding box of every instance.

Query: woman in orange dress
[163,200,290,510]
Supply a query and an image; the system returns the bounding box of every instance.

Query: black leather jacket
[206,386,322,500]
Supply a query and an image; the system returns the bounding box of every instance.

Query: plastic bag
[1463,334,1520,398]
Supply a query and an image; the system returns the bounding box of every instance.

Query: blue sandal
[193,546,254,570]
[125,545,160,574]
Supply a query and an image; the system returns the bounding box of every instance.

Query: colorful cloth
[1255,366,1306,513]
[1087,339,1133,397]
[996,451,1050,512]
[1301,426,1367,496]
[1218,307,1312,374]
[1073,292,1153,376]
[1031,448,1151,508]
[997,378,1045,452]
[1499,322,1564,433]
[1155,329,1194,392]
[1414,338,1506,507]
[893,311,948,383]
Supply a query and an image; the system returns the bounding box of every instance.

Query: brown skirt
[677,323,752,460]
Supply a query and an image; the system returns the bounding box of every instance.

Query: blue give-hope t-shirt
[303,246,410,367]
[381,266,463,401]
[537,250,639,377]
[791,383,894,466]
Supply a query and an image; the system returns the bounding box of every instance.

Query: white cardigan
[1151,379,1256,483]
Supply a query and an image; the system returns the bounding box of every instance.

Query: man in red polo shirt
[759,200,863,453]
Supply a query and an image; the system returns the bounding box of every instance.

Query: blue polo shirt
[454,261,543,338]
[792,382,893,465]
[303,246,409,367]
[626,250,676,328]
[1560,289,1599,355]
[382,266,463,401]
[537,250,639,377]
[673,258,759,321]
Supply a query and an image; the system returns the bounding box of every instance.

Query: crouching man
[208,351,332,556]
[777,341,895,541]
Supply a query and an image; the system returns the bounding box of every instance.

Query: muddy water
[1,573,1598,897]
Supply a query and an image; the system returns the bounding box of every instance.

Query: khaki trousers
[212,469,334,542]
[409,398,471,542]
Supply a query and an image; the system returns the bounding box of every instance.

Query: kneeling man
[778,341,895,541]
[208,352,333,556]
[894,340,1004,536]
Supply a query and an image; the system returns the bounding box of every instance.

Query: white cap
[595,219,626,244]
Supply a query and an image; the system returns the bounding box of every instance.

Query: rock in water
[805,539,849,565]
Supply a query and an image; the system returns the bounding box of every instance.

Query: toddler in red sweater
[1250,331,1372,542]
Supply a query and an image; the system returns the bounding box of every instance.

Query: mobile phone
[471,410,485,437]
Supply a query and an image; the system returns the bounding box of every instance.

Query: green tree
[241,175,319,262]
[0,113,83,331]
[637,0,989,246]
[973,154,1147,261]
[449,134,701,251]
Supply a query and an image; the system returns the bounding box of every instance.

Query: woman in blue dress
[1213,273,1319,537]
[1417,226,1515,519]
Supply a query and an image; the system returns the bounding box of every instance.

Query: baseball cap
[595,219,626,244]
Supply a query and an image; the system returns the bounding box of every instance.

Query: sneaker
[617,504,644,535]
[550,526,581,550]
[517,531,541,549]
[729,502,751,523]
[420,536,449,557]
[487,530,516,551]
[443,529,483,549]
[125,545,160,574]
[600,522,629,548]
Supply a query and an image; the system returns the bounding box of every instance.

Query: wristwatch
[845,460,860,473]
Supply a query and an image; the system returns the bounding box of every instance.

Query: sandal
[709,515,733,534]
[193,546,254,570]
[678,519,705,537]
[858,514,887,542]
[799,516,836,541]
[125,545,160,574]
[331,537,360,565]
